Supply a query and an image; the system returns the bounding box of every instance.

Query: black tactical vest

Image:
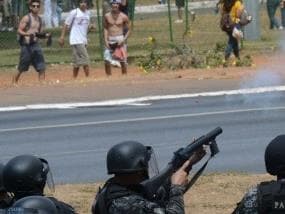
[258,180,285,214]
[92,179,144,214]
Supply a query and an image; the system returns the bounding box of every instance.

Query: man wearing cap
[103,0,130,75]
[233,135,285,213]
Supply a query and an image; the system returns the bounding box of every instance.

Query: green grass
[0,5,282,68]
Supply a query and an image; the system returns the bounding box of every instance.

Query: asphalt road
[1,90,285,184]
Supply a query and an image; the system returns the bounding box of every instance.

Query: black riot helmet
[9,196,58,214]
[3,155,54,197]
[265,135,285,176]
[107,141,159,177]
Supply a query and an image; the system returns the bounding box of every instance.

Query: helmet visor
[40,158,55,193]
[146,146,159,178]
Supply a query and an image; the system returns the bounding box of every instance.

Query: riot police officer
[233,135,285,213]
[2,155,76,214]
[92,140,205,214]
[6,195,58,214]
[0,163,12,208]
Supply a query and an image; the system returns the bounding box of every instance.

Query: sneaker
[279,26,284,30]
[174,19,183,24]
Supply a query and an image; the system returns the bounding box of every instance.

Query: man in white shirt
[58,0,94,78]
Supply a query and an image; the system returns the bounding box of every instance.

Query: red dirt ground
[0,53,284,107]
[0,54,281,88]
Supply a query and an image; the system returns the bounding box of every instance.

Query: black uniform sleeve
[165,184,185,214]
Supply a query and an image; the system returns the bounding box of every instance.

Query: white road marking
[1,106,285,133]
[0,85,285,112]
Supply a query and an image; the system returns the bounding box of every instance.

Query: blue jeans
[225,30,239,60]
[267,0,280,29]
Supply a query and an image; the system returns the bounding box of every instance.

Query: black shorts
[175,0,185,8]
[18,43,46,72]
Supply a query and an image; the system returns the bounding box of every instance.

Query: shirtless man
[104,0,130,75]
[13,0,51,84]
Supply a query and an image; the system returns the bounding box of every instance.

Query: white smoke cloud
[238,69,282,106]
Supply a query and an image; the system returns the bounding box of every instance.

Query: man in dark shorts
[13,0,50,84]
[175,0,184,23]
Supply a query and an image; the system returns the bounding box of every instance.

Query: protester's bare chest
[108,13,124,26]
[27,15,40,33]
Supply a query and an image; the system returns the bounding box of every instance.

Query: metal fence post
[167,0,174,43]
[96,0,104,59]
[185,0,189,32]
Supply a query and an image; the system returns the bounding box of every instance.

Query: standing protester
[92,141,206,213]
[44,0,59,28]
[13,0,51,84]
[2,155,76,213]
[267,0,283,30]
[220,0,244,66]
[104,0,130,75]
[233,135,285,213]
[59,0,93,79]
[102,0,121,68]
[175,0,184,23]
[0,0,13,31]
[56,0,63,27]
